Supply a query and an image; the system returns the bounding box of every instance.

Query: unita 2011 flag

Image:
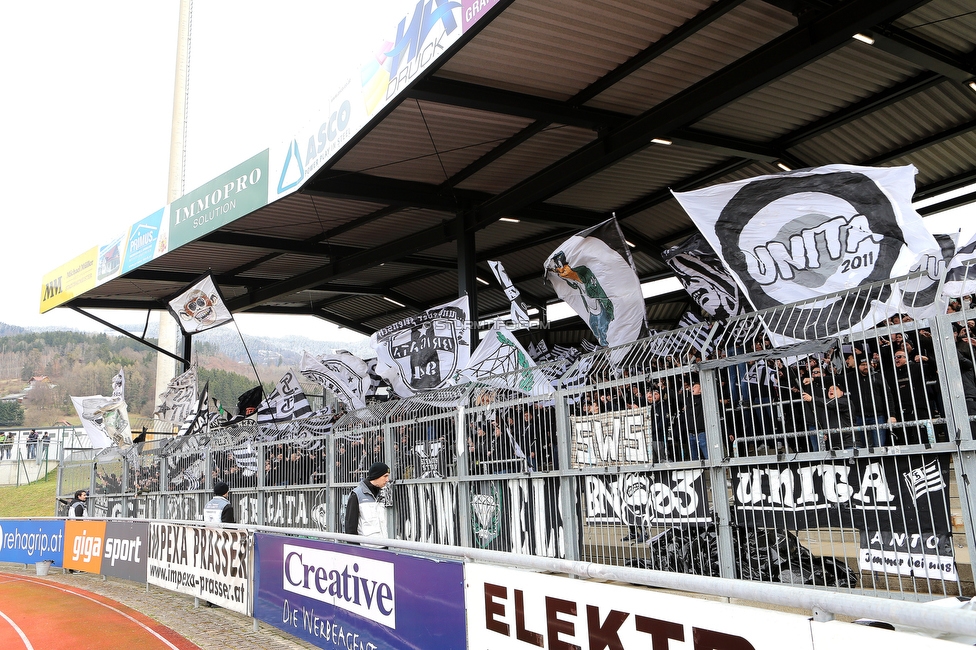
[545,217,646,347]
[672,164,941,341]
[167,273,234,334]
[370,296,471,398]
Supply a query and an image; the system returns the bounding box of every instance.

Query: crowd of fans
[91,303,976,498]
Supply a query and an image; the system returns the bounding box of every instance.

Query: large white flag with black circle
[672,164,940,341]
[544,218,647,348]
[370,296,472,398]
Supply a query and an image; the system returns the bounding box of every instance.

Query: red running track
[0,573,200,650]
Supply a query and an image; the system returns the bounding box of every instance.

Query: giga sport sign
[62,520,149,581]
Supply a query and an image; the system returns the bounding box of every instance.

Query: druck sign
[254,533,465,650]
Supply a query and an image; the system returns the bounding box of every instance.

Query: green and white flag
[455,324,551,395]
[545,217,647,347]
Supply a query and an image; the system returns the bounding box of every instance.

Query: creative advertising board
[253,533,466,650]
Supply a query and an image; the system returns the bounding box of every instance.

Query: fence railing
[63,271,976,601]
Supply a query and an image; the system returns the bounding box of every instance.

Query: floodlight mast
[155,0,193,413]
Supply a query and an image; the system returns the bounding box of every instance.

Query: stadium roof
[52,0,976,339]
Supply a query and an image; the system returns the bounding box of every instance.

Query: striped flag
[231,445,259,477]
[903,459,947,501]
[257,371,312,424]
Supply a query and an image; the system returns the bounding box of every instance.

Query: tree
[0,401,25,426]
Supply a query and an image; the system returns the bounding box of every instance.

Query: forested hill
[0,322,371,424]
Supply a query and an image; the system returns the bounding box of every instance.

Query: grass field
[0,478,57,517]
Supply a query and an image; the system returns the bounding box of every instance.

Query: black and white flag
[166,273,234,334]
[299,350,371,411]
[673,164,941,342]
[662,233,747,320]
[899,232,957,320]
[153,368,197,424]
[70,395,132,449]
[370,296,472,398]
[943,231,976,298]
[455,325,551,395]
[903,458,947,501]
[177,382,211,436]
[545,218,647,347]
[256,371,312,424]
[488,260,532,329]
[111,368,125,400]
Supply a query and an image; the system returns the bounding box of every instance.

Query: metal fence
[63,270,976,601]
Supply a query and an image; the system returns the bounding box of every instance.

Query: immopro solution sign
[169,150,269,249]
[254,533,465,650]
[0,520,64,564]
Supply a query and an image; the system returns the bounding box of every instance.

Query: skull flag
[662,233,747,320]
[166,273,234,334]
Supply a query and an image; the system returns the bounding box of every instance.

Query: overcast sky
[2,2,973,343]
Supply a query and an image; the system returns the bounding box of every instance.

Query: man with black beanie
[345,461,390,540]
[203,481,235,524]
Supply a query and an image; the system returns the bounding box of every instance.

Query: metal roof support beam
[915,168,976,202]
[70,307,190,366]
[407,78,627,131]
[861,117,976,166]
[777,71,942,148]
[868,25,976,83]
[458,216,478,348]
[471,0,927,225]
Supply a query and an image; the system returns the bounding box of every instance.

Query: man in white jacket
[344,462,390,540]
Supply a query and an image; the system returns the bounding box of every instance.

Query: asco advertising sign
[254,533,465,650]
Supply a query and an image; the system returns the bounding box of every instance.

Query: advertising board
[254,533,466,650]
[0,520,64,565]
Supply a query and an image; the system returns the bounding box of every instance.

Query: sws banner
[147,523,250,615]
[62,520,149,582]
[732,454,951,533]
[253,534,466,650]
[0,520,64,565]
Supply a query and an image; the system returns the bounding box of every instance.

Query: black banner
[584,470,711,525]
[732,454,951,533]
